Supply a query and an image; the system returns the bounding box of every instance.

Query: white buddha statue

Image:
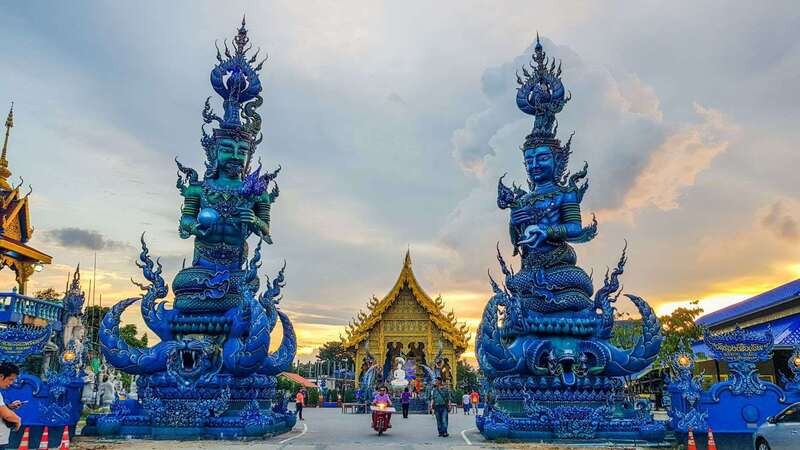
[390,357,408,389]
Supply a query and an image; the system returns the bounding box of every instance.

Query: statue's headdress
[201,17,267,174]
[516,35,573,180]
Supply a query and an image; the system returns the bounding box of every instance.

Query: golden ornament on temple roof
[343,251,470,388]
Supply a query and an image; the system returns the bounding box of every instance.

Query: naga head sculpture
[166,337,222,386]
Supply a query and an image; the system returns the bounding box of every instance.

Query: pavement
[73,407,660,449]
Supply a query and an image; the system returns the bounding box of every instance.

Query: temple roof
[279,372,317,388]
[696,278,800,328]
[341,251,470,354]
[0,105,51,265]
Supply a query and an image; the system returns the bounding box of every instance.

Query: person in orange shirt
[295,389,305,421]
[470,390,479,413]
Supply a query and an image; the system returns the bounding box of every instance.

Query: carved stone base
[83,374,296,439]
[478,375,666,443]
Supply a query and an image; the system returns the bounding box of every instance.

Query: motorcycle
[371,403,396,436]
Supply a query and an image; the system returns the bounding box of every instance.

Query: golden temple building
[0,105,51,294]
[342,251,470,388]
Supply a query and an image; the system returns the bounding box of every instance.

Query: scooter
[371,403,396,436]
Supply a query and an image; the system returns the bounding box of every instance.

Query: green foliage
[118,323,148,391]
[34,287,62,301]
[120,324,148,348]
[655,301,704,367]
[316,341,354,364]
[306,387,320,406]
[610,311,641,350]
[452,388,465,404]
[83,305,110,350]
[610,300,703,367]
[457,359,479,390]
[277,375,300,393]
[608,301,704,368]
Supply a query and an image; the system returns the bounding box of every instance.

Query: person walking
[462,392,471,415]
[0,363,22,450]
[429,377,451,437]
[401,387,411,418]
[295,389,305,421]
[470,390,479,414]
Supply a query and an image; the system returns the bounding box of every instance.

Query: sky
[1,1,799,362]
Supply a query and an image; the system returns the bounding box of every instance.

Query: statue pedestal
[84,375,296,439]
[477,375,665,443]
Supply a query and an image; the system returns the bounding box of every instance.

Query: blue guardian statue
[88,19,297,440]
[475,36,665,442]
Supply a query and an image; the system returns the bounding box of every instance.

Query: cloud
[439,37,673,283]
[3,2,800,360]
[448,37,668,212]
[607,72,663,122]
[44,227,132,251]
[600,103,735,219]
[449,42,552,175]
[762,201,800,242]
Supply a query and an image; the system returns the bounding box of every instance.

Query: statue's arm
[178,186,202,239]
[547,192,583,241]
[251,193,273,244]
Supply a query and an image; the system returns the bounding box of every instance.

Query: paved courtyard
[74,407,663,449]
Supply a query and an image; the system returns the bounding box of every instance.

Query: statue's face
[524,145,555,184]
[216,138,250,178]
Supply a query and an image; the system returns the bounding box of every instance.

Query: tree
[120,324,148,349]
[118,324,148,391]
[610,311,641,350]
[316,341,354,365]
[655,301,704,367]
[83,305,110,352]
[34,287,62,301]
[607,301,704,368]
[457,359,479,391]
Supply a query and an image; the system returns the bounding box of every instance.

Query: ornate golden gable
[0,105,51,294]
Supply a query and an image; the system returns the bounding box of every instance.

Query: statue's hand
[518,224,546,248]
[237,207,257,224]
[192,223,211,237]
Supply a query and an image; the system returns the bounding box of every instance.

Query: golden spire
[404,247,412,268]
[0,103,14,190]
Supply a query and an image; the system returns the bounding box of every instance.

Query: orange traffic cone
[687,427,697,450]
[38,426,49,450]
[707,427,717,450]
[18,427,30,450]
[57,426,69,450]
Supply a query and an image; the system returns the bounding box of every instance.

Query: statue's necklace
[204,180,243,196]
[202,181,245,217]
[520,189,560,207]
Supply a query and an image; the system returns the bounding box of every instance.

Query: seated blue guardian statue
[90,19,297,440]
[475,36,664,442]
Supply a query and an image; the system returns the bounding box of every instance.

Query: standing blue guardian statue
[475,36,665,442]
[88,19,297,440]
